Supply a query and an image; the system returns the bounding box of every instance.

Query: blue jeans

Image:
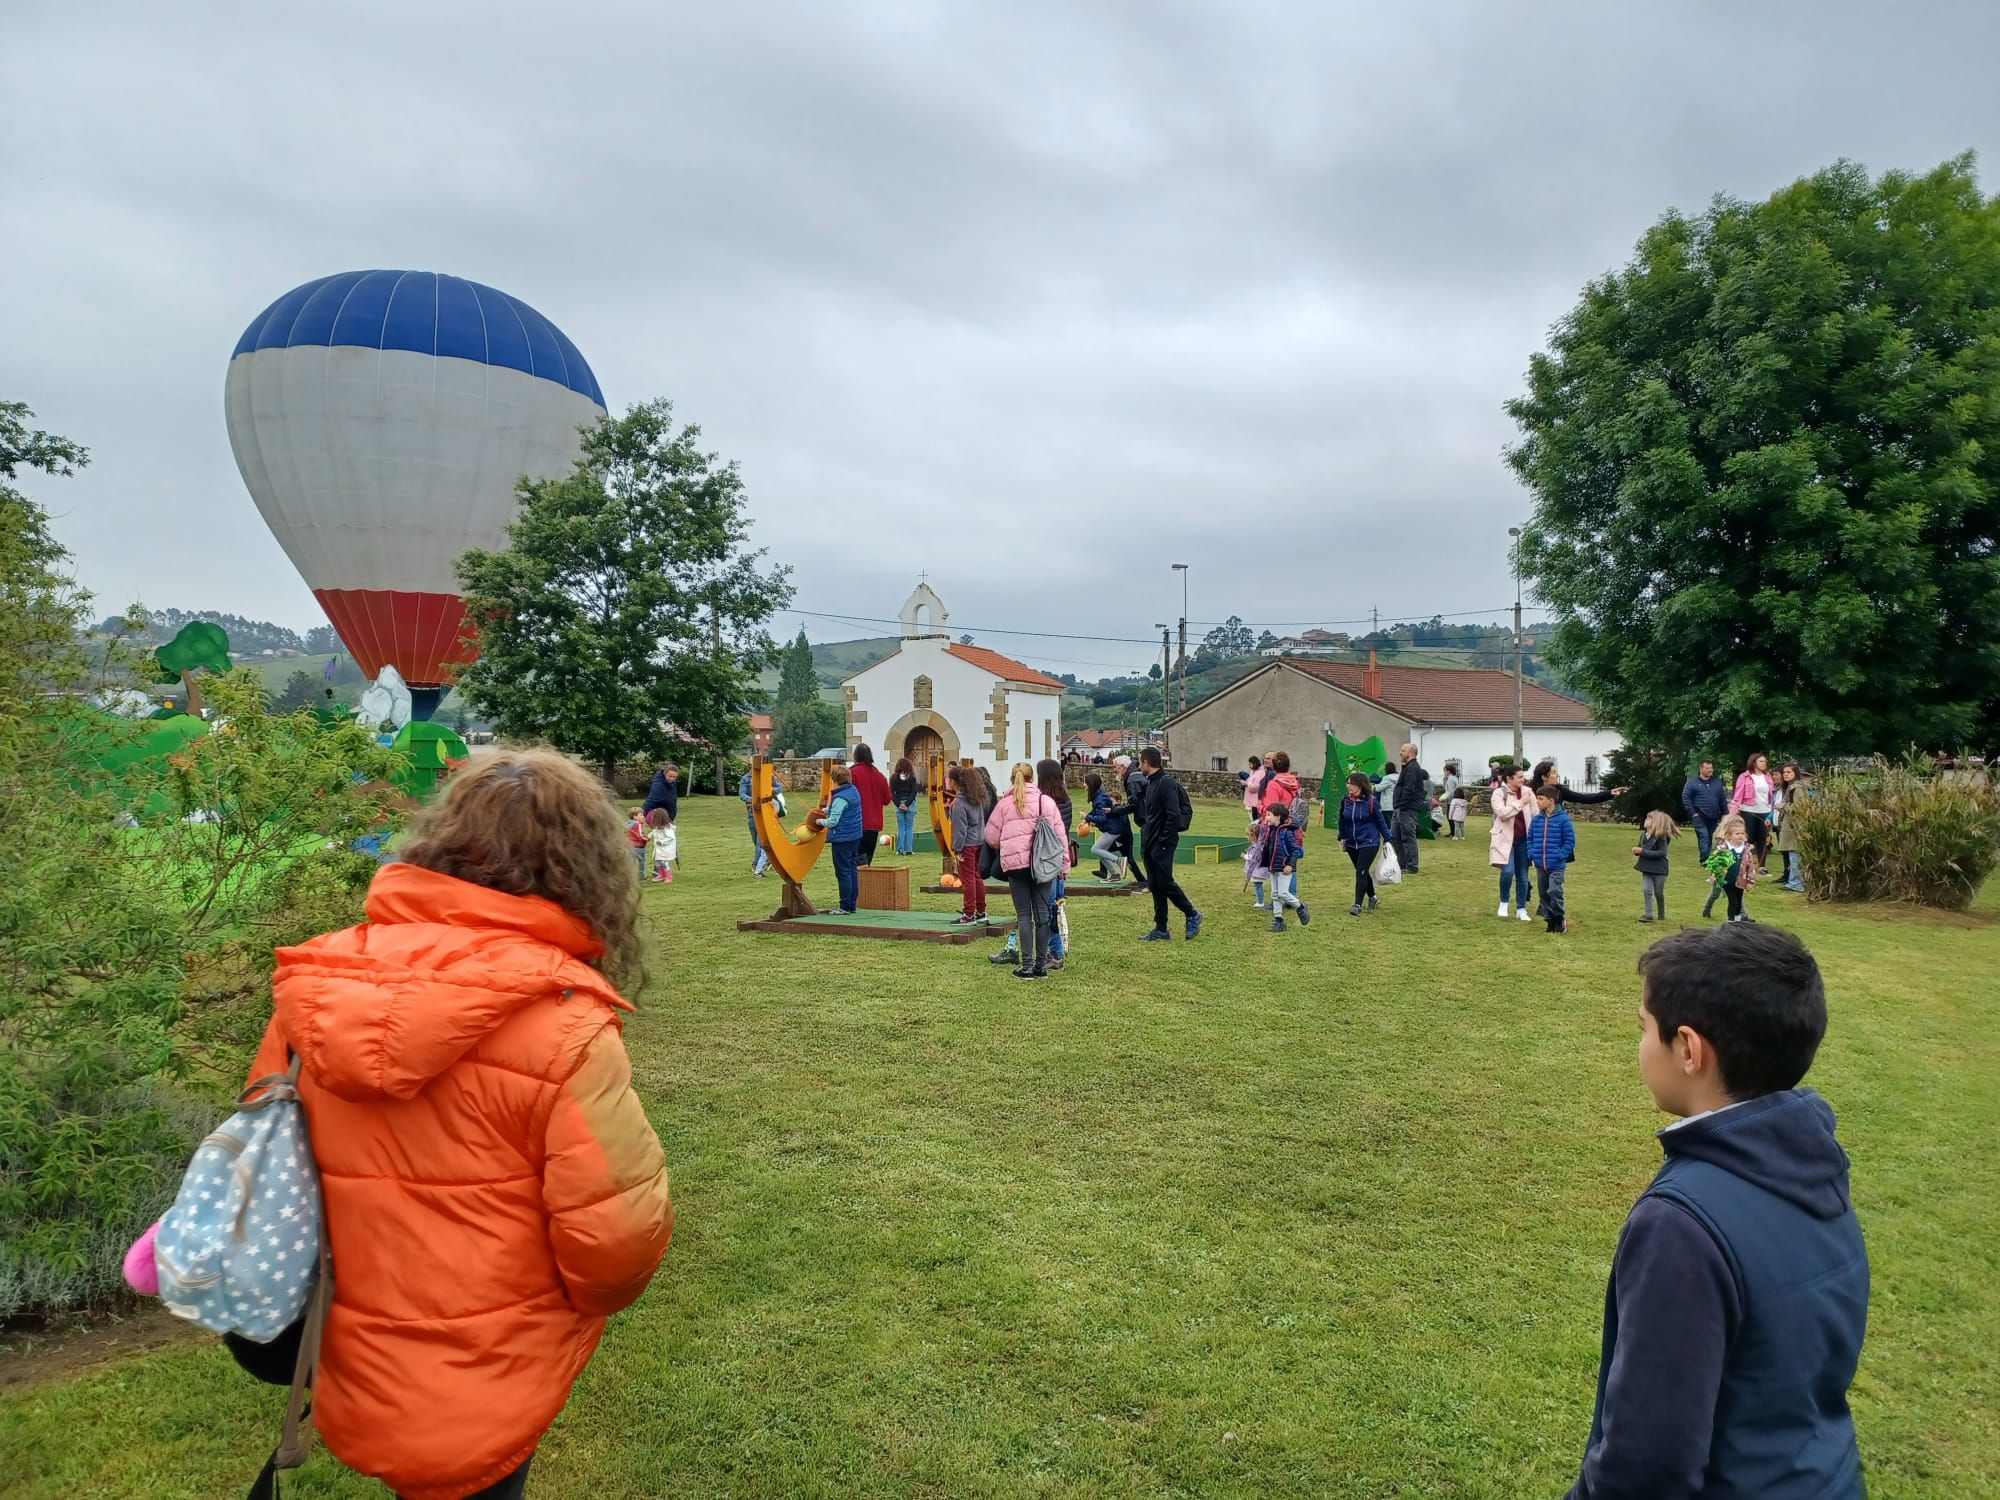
[1499,841,1531,906]
[1049,875,1066,958]
[895,805,916,854]
[1693,818,1715,865]
[1007,875,1069,956]
[746,808,768,875]
[830,839,861,912]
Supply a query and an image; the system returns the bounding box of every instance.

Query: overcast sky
[7,1,2000,677]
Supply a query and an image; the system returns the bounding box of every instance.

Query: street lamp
[1171,563,1189,716]
[1507,526,1524,765]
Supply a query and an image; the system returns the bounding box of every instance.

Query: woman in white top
[1730,752,1776,871]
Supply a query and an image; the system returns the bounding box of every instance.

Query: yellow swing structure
[735,754,1012,945]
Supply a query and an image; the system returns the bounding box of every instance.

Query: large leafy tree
[455,400,791,778]
[1507,156,2000,762]
[770,628,839,757]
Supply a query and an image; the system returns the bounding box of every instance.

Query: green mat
[905,831,1247,864]
[790,909,1006,930]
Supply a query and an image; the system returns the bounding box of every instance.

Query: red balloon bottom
[315,588,476,691]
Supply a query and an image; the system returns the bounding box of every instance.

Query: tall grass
[1790,757,2000,909]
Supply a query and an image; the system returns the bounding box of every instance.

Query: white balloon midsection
[224,346,603,595]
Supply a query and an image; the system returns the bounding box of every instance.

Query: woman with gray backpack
[984,760,1069,979]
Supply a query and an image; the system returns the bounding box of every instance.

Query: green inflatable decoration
[389,720,469,798]
[151,621,231,683]
[1321,732,1435,837]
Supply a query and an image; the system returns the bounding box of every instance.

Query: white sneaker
[1517,908,1533,922]
[1497,902,1510,919]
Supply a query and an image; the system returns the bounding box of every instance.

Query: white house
[841,583,1065,785]
[1163,655,1623,786]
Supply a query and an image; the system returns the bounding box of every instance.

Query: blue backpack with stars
[156,1055,327,1340]
[155,1056,333,1491]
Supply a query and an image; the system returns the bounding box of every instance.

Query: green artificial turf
[4,796,1996,1497]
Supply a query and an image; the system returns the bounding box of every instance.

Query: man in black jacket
[643,763,680,822]
[1392,743,1427,874]
[1119,754,1149,891]
[1113,748,1201,940]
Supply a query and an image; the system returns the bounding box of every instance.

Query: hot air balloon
[224,269,607,719]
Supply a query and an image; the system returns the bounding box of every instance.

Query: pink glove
[122,1220,161,1296]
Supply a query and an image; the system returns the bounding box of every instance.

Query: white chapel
[841,582,1066,784]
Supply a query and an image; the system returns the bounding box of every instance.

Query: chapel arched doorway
[903,725,945,783]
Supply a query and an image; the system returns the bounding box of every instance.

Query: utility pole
[1508,527,1524,765]
[1172,562,1190,717]
[1156,623,1173,762]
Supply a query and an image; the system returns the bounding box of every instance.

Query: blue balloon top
[231,270,604,406]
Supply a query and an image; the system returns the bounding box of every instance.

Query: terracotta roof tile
[945,643,1066,690]
[1278,659,1595,726]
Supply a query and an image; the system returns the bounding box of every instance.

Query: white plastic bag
[1377,843,1403,884]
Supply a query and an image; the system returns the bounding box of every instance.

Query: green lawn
[4,796,1996,1497]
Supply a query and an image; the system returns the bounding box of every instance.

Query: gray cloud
[7,0,1999,674]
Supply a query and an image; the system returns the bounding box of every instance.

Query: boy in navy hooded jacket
[1568,923,1868,1500]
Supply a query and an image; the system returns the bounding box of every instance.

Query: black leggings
[1742,811,1770,864]
[401,1458,531,1499]
[1348,845,1376,904]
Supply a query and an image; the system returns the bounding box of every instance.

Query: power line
[776,603,1548,645]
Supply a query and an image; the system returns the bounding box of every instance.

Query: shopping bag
[1377,843,1403,884]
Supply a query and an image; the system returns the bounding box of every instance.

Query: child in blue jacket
[1530,789,1577,933]
[1254,801,1310,931]
[817,763,865,915]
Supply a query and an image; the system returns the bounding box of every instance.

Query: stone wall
[1060,765,1628,823]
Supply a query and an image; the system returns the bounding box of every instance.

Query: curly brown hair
[399,749,646,994]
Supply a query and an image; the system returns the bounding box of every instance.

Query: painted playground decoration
[736,756,1013,945]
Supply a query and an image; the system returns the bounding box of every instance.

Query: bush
[1606,743,1699,825]
[2,667,402,1319]
[1790,756,2000,909]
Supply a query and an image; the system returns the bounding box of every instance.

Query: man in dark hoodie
[1568,924,1868,1500]
[1391,742,1428,875]
[1681,757,1730,865]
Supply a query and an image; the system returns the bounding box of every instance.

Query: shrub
[1606,743,1699,825]
[1789,756,2000,909]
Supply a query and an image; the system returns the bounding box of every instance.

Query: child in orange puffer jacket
[244,749,673,1500]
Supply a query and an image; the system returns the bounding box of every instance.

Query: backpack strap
[245,1052,329,1500]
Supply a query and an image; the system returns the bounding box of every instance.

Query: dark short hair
[853,743,875,765]
[1639,926,1827,1098]
[1140,746,1163,770]
[1247,755,1261,769]
[1269,750,1290,773]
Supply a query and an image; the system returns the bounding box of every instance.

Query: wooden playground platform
[737,908,1016,944]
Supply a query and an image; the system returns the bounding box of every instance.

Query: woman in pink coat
[1488,766,1536,922]
[1730,751,1776,873]
[985,762,1067,980]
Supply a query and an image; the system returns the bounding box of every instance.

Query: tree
[1508,156,2000,762]
[1195,615,1256,667]
[454,399,792,779]
[1256,630,1279,652]
[274,668,320,713]
[771,699,842,757]
[775,628,819,711]
[1147,662,1162,680]
[3,403,399,1315]
[304,624,340,654]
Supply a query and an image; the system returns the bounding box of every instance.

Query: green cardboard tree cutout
[151,621,231,719]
